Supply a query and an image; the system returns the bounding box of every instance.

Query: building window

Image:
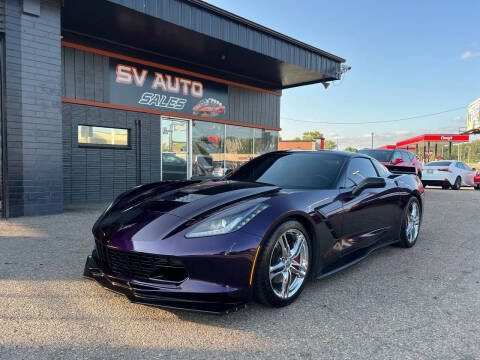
[78,125,130,148]
[189,122,278,178]
[192,121,225,177]
[254,129,279,155]
[226,125,254,172]
[161,118,189,180]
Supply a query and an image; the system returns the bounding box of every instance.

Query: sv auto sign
[109,60,228,119]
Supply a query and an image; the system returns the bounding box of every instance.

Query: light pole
[371,132,374,149]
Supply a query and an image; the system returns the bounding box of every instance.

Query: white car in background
[422,160,476,190]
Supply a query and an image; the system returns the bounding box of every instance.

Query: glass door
[161,117,191,181]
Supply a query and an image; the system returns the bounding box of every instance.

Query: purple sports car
[84,151,424,313]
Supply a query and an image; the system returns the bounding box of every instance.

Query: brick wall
[278,141,315,151]
[4,0,62,216]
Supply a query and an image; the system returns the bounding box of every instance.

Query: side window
[455,162,463,169]
[345,158,379,187]
[462,163,471,171]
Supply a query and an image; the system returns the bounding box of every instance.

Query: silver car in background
[421,160,476,189]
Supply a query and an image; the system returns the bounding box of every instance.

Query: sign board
[467,98,480,132]
[423,135,469,142]
[109,60,228,120]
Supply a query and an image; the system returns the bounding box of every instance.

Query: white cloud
[461,51,480,60]
[452,115,467,123]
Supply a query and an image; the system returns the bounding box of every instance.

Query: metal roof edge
[187,0,346,63]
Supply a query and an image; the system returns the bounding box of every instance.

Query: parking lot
[0,188,479,360]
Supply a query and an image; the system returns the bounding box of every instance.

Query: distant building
[279,138,325,151]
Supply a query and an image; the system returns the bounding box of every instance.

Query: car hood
[93,180,281,244]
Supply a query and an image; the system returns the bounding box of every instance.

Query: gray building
[0,0,345,217]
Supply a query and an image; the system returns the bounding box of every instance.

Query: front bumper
[84,254,249,314]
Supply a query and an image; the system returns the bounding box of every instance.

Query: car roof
[359,148,395,152]
[277,150,359,158]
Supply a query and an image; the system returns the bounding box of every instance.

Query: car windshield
[226,152,346,189]
[358,149,393,162]
[425,161,452,167]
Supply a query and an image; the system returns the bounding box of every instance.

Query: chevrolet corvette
[84,151,424,313]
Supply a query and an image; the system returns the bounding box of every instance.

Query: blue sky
[206,0,480,149]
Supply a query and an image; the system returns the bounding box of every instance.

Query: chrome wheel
[405,201,420,243]
[269,229,309,300]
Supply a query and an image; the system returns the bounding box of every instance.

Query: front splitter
[83,255,247,314]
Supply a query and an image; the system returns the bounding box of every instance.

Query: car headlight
[185,203,269,238]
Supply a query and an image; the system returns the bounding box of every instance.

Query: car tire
[397,197,422,248]
[253,220,312,307]
[442,185,450,190]
[417,171,422,180]
[451,177,461,190]
[475,184,480,190]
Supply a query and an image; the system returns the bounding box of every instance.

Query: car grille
[95,240,187,283]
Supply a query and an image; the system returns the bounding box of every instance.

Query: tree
[324,140,336,150]
[293,137,301,141]
[344,146,358,153]
[457,140,480,164]
[302,131,324,141]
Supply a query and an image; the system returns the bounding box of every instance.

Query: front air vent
[94,240,187,283]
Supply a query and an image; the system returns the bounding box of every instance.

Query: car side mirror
[473,168,476,171]
[224,169,233,178]
[352,177,386,196]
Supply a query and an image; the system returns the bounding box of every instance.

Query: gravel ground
[0,189,479,359]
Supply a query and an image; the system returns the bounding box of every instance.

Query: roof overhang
[61,0,344,91]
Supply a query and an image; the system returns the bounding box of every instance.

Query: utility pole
[371,132,374,149]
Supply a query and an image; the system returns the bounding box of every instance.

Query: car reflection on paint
[162,153,187,180]
[84,150,424,313]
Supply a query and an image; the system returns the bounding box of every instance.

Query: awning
[61,0,345,91]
